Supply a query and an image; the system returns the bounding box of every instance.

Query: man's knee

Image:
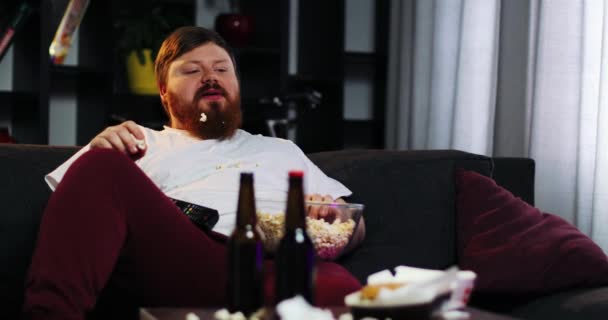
[66,149,137,180]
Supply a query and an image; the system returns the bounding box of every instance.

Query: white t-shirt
[46,126,351,235]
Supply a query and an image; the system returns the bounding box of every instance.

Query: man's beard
[168,82,242,140]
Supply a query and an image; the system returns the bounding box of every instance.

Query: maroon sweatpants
[23,149,361,319]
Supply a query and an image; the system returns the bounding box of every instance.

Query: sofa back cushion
[308,149,493,283]
[0,144,78,318]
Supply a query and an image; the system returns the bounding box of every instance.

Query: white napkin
[276,296,335,320]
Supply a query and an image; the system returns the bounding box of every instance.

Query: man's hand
[305,194,345,222]
[305,194,366,254]
[90,121,147,158]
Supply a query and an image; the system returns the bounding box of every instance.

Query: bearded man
[23,27,365,319]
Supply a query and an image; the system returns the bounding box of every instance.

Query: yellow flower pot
[126,49,158,95]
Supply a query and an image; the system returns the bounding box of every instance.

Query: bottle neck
[236,176,256,228]
[285,177,306,230]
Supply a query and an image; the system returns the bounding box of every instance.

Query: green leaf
[114,1,192,61]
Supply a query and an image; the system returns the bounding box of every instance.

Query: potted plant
[114,2,188,95]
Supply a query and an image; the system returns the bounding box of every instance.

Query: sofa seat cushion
[455,169,608,295]
[510,287,608,320]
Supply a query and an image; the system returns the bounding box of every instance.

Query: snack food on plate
[344,266,477,319]
[360,283,407,301]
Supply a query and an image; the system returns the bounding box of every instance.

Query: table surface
[140,306,522,320]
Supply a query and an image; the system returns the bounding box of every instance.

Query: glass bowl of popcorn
[255,199,364,261]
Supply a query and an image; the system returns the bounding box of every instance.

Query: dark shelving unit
[1,0,389,151]
[0,91,37,105]
[342,0,390,150]
[108,94,167,130]
[234,47,281,56]
[344,52,386,65]
[50,65,109,77]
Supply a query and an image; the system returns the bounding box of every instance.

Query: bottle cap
[289,170,304,178]
[240,172,254,181]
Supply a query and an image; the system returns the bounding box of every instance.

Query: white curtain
[386,0,608,251]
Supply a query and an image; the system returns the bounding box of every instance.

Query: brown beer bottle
[276,170,316,305]
[227,172,264,315]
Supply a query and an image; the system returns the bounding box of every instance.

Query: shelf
[50,65,110,79]
[343,119,376,149]
[0,91,38,108]
[233,47,282,75]
[344,52,385,65]
[234,47,281,56]
[109,93,167,129]
[112,93,161,105]
[288,74,342,84]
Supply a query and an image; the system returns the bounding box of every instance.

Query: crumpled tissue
[276,295,335,320]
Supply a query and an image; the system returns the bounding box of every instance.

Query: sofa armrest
[0,144,79,319]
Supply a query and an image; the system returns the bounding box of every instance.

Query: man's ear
[159,83,168,108]
[158,83,173,121]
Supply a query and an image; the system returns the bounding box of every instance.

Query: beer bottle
[276,170,316,304]
[227,172,264,315]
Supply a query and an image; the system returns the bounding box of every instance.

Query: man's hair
[154,26,237,89]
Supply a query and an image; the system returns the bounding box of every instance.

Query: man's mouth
[201,89,224,101]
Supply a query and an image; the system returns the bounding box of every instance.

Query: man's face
[160,42,241,140]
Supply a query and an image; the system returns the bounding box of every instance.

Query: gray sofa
[1,143,607,319]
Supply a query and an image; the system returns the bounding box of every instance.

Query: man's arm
[90,120,147,156]
[45,121,147,191]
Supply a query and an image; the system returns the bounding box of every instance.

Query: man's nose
[201,71,219,84]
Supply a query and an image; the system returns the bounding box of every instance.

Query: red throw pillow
[455,169,608,294]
